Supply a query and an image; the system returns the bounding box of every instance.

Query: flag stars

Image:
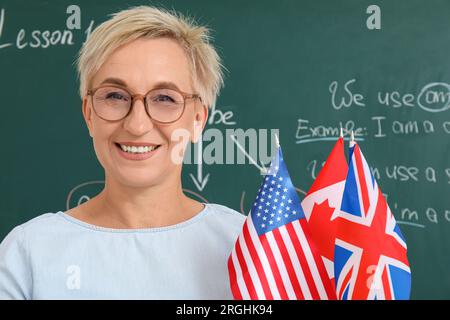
[250,157,302,232]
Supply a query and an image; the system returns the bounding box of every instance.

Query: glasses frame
[86,85,201,124]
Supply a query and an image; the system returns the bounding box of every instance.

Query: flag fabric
[301,137,348,282]
[333,141,411,300]
[228,146,335,300]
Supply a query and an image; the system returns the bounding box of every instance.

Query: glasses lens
[93,87,131,120]
[146,89,185,123]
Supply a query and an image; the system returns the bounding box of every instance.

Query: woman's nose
[122,98,154,135]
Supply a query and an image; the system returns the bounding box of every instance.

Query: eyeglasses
[86,85,201,123]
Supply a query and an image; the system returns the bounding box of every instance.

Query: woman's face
[83,37,207,188]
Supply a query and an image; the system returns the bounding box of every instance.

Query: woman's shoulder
[17,212,65,232]
[1,212,67,245]
[203,203,246,228]
[0,212,65,299]
[205,203,245,217]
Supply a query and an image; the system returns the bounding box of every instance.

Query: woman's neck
[74,174,204,229]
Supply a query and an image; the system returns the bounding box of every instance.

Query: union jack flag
[334,141,411,300]
[228,146,335,299]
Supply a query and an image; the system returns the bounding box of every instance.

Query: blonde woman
[0,6,245,299]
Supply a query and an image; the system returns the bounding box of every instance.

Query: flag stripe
[234,237,257,299]
[265,231,297,299]
[278,224,312,299]
[285,221,320,299]
[247,216,281,299]
[238,226,266,299]
[227,255,242,300]
[259,233,290,299]
[272,228,305,299]
[230,249,250,299]
[381,268,392,300]
[354,147,370,214]
[242,221,274,300]
[339,265,354,299]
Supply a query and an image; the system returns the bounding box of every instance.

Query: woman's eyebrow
[99,78,184,92]
[100,77,128,86]
[151,81,182,91]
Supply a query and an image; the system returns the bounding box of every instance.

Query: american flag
[228,147,335,299]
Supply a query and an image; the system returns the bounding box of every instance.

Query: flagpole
[350,130,355,149]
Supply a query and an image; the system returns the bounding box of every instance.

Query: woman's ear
[82,97,94,138]
[192,104,208,143]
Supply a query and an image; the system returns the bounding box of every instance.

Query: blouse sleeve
[0,225,32,299]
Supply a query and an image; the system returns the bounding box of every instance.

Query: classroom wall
[0,0,449,299]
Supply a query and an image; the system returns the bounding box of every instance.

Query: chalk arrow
[189,136,210,191]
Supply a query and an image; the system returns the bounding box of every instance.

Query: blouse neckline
[56,203,210,234]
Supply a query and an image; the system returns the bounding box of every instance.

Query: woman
[0,6,245,299]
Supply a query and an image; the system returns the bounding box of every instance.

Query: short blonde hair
[76,5,225,108]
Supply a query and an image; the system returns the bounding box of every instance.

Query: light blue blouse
[0,203,246,300]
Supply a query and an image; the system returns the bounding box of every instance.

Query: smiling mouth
[114,143,162,154]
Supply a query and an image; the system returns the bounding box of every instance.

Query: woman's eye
[154,95,176,103]
[106,92,128,101]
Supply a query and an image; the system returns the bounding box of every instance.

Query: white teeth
[119,144,157,154]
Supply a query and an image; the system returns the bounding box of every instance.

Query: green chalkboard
[0,0,449,299]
